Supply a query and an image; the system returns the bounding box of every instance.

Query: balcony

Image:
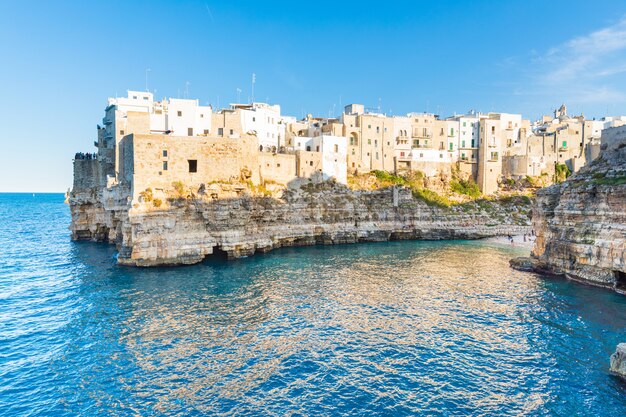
[460,157,477,164]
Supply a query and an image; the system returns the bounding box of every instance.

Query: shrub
[555,163,571,183]
[412,187,451,207]
[450,178,481,198]
[172,181,185,197]
[372,170,407,186]
[139,188,153,202]
[152,198,162,208]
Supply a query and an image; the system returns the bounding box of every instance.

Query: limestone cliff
[511,138,626,293]
[70,182,531,267]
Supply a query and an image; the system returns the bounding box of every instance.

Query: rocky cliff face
[70,182,531,267]
[512,139,626,293]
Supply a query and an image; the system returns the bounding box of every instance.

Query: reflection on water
[1,193,626,416]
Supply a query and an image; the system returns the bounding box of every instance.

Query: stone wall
[73,159,100,191]
[125,133,260,199]
[258,153,297,184]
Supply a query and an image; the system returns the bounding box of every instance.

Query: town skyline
[3,0,626,191]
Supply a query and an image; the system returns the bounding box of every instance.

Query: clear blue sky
[2,0,626,192]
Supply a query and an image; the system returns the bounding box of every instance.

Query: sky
[2,0,626,192]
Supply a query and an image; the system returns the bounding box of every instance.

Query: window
[440,154,443,158]
[352,149,355,155]
[491,126,495,133]
[200,114,204,118]
[420,153,424,158]
[562,141,567,148]
[462,140,465,147]
[463,122,466,127]
[376,152,379,160]
[162,150,168,157]
[490,152,498,161]
[368,139,371,145]
[310,161,313,166]
[306,146,311,151]
[400,151,405,157]
[188,128,193,136]
[384,127,387,132]
[218,128,224,136]
[120,130,124,135]
[376,126,380,133]
[230,129,234,135]
[471,139,475,147]
[316,146,320,152]
[277,163,281,168]
[163,161,168,170]
[177,111,182,117]
[450,128,454,135]
[188,159,197,173]
[374,140,378,146]
[368,124,371,129]
[334,144,339,152]
[253,117,256,122]
[204,129,209,135]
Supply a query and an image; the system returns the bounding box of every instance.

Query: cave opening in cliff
[203,246,230,262]
[615,270,626,291]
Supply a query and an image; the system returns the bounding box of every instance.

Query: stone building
[79,91,626,199]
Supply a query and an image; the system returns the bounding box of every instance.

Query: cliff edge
[70,179,532,267]
[511,137,626,293]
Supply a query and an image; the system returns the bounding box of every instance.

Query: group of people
[74,152,96,160]
[507,230,536,245]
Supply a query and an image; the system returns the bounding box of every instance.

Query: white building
[104,91,212,141]
[293,135,348,184]
[232,102,288,151]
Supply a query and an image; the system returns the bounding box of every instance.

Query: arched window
[350,132,359,146]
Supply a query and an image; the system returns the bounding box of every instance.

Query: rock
[70,184,532,267]
[510,257,538,272]
[524,139,626,293]
[610,343,626,379]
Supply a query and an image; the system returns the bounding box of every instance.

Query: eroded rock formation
[70,182,531,267]
[610,343,626,379]
[511,137,626,293]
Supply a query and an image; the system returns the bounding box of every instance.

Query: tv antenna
[145,68,151,92]
[251,73,256,102]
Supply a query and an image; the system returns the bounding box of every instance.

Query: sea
[1,192,625,416]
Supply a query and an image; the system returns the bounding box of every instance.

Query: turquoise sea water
[1,192,625,416]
